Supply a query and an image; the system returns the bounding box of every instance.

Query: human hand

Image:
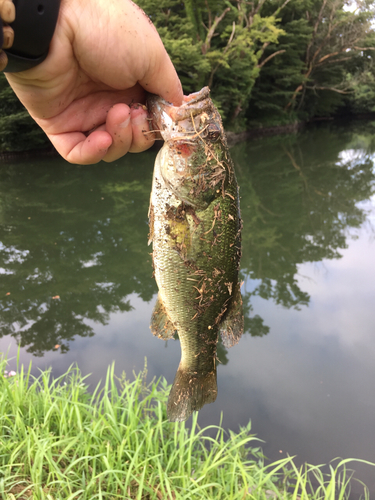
[4,0,183,164]
[0,0,15,68]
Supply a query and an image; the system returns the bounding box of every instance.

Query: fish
[148,87,243,422]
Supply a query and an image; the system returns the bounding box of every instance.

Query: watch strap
[3,0,60,73]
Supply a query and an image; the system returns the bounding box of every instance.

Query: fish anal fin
[150,294,176,340]
[167,366,217,422]
[219,282,244,348]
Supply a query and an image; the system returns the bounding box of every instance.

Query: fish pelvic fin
[150,294,177,340]
[167,366,217,422]
[219,282,244,348]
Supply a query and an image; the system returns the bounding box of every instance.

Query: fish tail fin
[167,366,217,422]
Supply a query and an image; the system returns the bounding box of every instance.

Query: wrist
[4,0,61,73]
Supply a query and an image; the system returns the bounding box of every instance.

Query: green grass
[0,356,373,499]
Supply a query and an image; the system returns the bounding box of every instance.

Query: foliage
[0,73,49,152]
[0,357,373,498]
[137,0,290,128]
[136,0,375,128]
[247,0,375,125]
[342,29,375,114]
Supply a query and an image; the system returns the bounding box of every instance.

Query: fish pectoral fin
[150,294,177,340]
[218,282,244,348]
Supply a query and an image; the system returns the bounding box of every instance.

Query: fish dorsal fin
[218,282,244,348]
[150,294,177,340]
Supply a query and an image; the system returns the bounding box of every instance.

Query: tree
[342,26,375,114]
[285,0,375,114]
[137,0,290,128]
[247,0,375,125]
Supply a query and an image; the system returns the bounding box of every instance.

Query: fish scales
[148,87,243,421]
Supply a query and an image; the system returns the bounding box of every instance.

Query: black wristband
[3,0,61,73]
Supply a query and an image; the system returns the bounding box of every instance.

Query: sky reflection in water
[0,122,375,494]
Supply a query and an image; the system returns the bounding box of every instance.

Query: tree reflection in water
[0,122,374,358]
[0,154,156,355]
[235,122,375,339]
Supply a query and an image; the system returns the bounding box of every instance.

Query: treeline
[137,0,375,129]
[1,0,375,152]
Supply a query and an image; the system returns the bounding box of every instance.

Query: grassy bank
[0,358,373,499]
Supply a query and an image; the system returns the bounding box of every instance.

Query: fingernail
[3,2,16,23]
[119,115,131,128]
[131,112,147,126]
[3,28,14,49]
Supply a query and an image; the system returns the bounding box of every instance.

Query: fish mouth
[148,87,216,141]
[170,87,212,121]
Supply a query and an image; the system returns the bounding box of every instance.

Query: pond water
[1,121,375,494]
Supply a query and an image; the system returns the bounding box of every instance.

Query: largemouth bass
[148,87,243,422]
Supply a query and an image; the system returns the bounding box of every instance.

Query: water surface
[1,121,375,494]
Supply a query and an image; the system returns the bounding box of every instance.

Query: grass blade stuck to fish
[0,357,374,499]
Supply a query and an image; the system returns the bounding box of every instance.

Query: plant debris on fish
[148,87,243,422]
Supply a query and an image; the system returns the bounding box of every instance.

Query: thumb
[139,51,183,106]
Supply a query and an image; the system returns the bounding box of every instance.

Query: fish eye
[205,123,221,142]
